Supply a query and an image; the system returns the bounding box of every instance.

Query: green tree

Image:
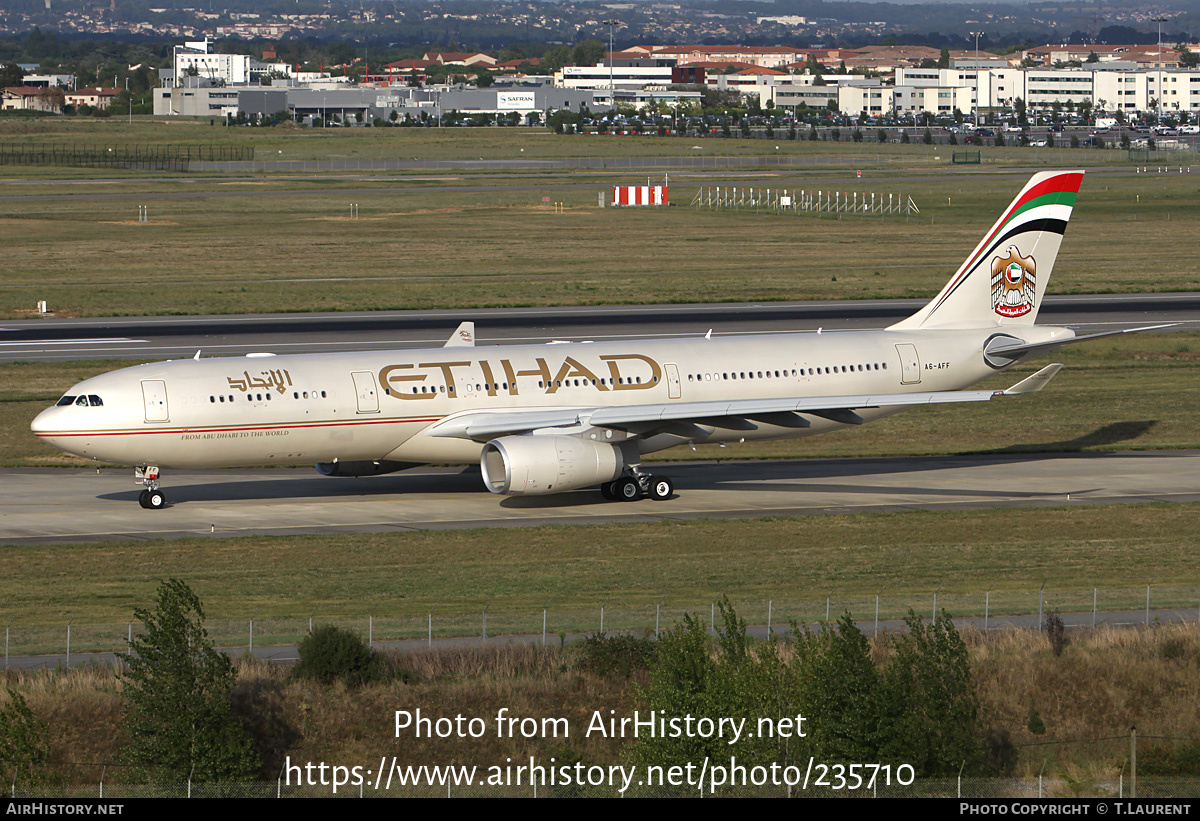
[0,62,24,87]
[633,600,799,773]
[793,615,882,764]
[1180,47,1200,69]
[0,690,50,794]
[571,39,605,68]
[539,45,572,73]
[877,611,984,775]
[121,579,259,783]
[938,47,951,69]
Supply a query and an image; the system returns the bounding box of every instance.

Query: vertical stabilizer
[444,321,475,347]
[889,170,1084,330]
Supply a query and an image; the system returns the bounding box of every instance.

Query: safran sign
[497,92,536,110]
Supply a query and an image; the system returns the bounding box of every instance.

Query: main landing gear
[135,466,166,510]
[600,473,674,502]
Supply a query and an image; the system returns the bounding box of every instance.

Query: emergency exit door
[665,363,682,399]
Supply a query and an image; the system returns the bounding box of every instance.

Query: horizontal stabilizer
[986,324,1176,360]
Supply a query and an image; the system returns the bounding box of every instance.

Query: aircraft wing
[429,364,1063,442]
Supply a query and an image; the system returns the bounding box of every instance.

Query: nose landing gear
[135,466,166,509]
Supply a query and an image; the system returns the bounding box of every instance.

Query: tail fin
[889,170,1084,330]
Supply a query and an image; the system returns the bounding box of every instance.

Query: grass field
[1,124,1198,318]
[2,503,1197,648]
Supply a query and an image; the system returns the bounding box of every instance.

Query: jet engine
[481,435,624,496]
[315,460,418,477]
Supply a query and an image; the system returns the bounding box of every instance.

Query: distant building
[1,86,62,112]
[422,52,498,68]
[65,87,120,110]
[172,38,288,86]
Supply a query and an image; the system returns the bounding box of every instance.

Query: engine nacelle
[315,460,417,477]
[481,435,624,496]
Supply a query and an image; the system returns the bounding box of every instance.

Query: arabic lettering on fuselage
[378,354,663,400]
[226,369,294,394]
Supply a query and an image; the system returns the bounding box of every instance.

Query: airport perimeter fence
[7,776,1200,798]
[185,141,1198,174]
[0,143,254,170]
[5,583,1199,664]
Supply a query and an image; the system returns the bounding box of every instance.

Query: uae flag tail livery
[890,170,1084,331]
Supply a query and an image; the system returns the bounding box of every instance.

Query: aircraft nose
[30,405,58,435]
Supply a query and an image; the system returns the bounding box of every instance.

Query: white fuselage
[31,325,1071,469]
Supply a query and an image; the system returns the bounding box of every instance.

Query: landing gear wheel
[615,477,642,502]
[600,481,618,501]
[138,489,150,509]
[648,476,674,501]
[144,489,166,510]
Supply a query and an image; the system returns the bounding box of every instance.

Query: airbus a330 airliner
[32,170,1163,508]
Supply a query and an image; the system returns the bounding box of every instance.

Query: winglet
[1000,363,1063,395]
[444,321,475,347]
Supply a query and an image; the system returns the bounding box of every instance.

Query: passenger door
[141,380,169,422]
[895,344,922,385]
[352,371,380,413]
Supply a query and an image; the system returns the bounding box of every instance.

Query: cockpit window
[75,395,89,406]
[87,395,103,407]
[56,395,77,407]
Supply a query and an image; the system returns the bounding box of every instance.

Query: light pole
[1153,15,1169,124]
[970,32,984,126]
[604,19,619,113]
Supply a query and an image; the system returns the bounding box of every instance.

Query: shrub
[1139,742,1200,775]
[294,624,384,686]
[1045,612,1069,657]
[577,633,658,678]
[0,689,50,794]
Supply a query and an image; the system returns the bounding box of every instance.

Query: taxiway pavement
[2,450,1196,544]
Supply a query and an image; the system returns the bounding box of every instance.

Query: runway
[2,293,1197,362]
[2,450,1197,544]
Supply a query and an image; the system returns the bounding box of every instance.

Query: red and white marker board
[612,185,669,206]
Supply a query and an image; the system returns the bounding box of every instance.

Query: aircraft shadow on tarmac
[97,467,488,505]
[95,440,1148,508]
[972,420,1158,456]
